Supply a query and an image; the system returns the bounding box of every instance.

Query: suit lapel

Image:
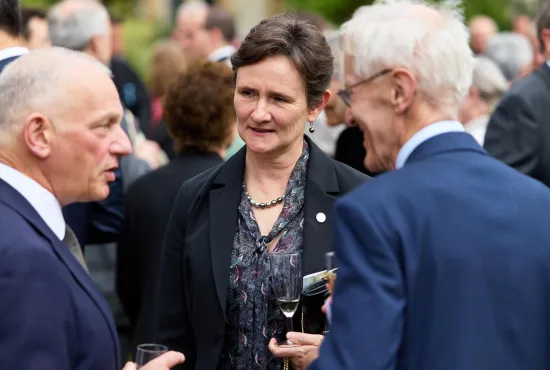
[210,148,246,315]
[0,179,120,367]
[302,137,340,276]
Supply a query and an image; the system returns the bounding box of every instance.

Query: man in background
[21,7,51,50]
[173,1,236,64]
[484,2,550,188]
[0,0,27,72]
[469,15,498,54]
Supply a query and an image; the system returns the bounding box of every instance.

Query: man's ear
[23,113,54,159]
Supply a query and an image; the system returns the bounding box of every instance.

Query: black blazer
[154,136,368,369]
[484,63,550,187]
[117,152,223,345]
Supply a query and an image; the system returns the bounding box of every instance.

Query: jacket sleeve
[309,194,405,370]
[0,247,75,370]
[154,182,196,369]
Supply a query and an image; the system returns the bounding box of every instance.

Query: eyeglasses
[337,69,393,107]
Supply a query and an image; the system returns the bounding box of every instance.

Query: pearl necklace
[244,184,285,209]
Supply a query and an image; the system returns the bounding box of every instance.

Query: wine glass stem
[286,316,294,333]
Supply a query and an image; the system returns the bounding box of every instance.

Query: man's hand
[269,332,324,370]
[122,351,185,370]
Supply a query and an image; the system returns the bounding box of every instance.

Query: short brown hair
[230,12,333,109]
[164,61,235,154]
[205,6,235,43]
[149,40,188,98]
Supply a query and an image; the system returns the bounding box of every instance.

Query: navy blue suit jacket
[0,179,120,370]
[310,132,550,370]
[0,55,19,72]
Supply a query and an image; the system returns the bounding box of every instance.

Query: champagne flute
[135,344,168,369]
[270,252,302,347]
[325,251,338,293]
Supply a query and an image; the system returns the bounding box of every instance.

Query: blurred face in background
[325,78,347,126]
[173,11,210,59]
[469,17,497,54]
[26,17,51,50]
[110,22,124,57]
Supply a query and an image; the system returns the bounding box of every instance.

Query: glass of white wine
[270,251,302,347]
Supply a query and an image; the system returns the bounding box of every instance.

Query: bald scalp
[0,47,112,142]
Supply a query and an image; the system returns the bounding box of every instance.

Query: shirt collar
[395,120,465,169]
[0,47,29,62]
[0,163,65,240]
[207,45,236,62]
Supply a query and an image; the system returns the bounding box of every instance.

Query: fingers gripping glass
[337,69,393,106]
[135,344,168,369]
[270,252,302,347]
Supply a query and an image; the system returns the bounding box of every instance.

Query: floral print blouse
[220,141,309,370]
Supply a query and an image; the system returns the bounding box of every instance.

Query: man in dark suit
[0,48,183,370]
[304,2,550,370]
[484,3,550,188]
[0,0,27,73]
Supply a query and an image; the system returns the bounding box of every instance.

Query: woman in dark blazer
[155,13,369,370]
[117,61,236,346]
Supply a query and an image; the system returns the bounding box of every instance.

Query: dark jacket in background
[335,126,378,177]
[484,63,550,187]
[117,151,223,346]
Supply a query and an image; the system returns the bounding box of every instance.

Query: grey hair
[177,0,208,20]
[0,47,111,143]
[483,32,533,82]
[48,0,110,51]
[471,56,508,111]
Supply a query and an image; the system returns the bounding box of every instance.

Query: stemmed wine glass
[135,344,168,369]
[270,251,302,347]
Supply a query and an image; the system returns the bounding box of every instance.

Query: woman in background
[148,40,188,158]
[117,61,236,347]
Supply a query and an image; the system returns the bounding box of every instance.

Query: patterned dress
[221,141,309,370]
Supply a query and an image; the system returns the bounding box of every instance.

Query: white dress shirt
[0,46,28,62]
[208,45,236,66]
[395,120,465,169]
[0,163,65,240]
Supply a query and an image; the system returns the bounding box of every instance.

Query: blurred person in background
[173,1,236,64]
[294,12,346,158]
[21,8,51,50]
[118,61,234,349]
[109,12,152,138]
[148,40,188,159]
[513,14,545,69]
[0,0,27,72]
[483,32,534,82]
[155,13,367,370]
[468,15,498,55]
[484,2,550,188]
[458,56,508,145]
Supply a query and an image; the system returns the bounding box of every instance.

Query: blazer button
[316,212,326,223]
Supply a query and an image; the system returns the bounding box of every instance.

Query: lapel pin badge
[316,212,326,223]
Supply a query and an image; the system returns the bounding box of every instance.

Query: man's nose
[110,125,133,157]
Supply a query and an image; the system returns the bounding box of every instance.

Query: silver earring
[308,122,315,133]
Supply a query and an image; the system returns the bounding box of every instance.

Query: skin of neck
[244,138,303,196]
[0,32,22,50]
[388,101,454,171]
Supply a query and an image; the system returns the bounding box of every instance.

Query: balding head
[0,47,131,205]
[469,15,498,54]
[48,0,112,64]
